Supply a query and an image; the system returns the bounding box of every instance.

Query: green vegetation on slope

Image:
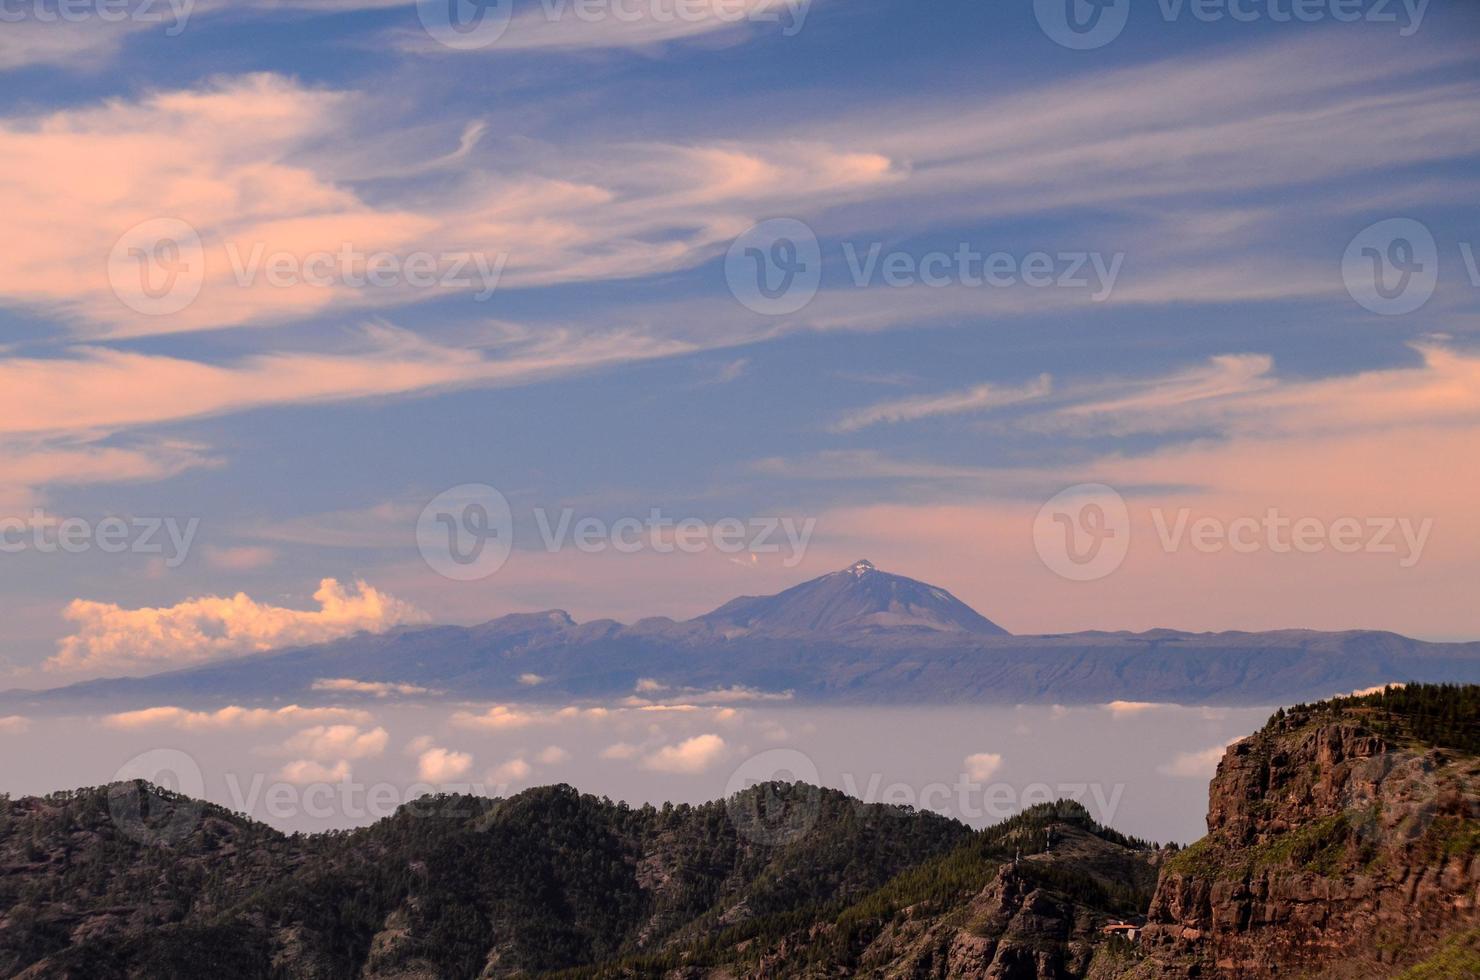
[1274,682,1480,754]
[0,781,970,979]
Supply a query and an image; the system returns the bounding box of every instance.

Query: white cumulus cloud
[488,758,533,785]
[311,678,433,697]
[279,759,352,785]
[283,724,389,761]
[451,705,551,731]
[50,579,426,676]
[643,734,727,774]
[417,746,473,783]
[103,704,372,731]
[964,752,1004,782]
[1103,701,1164,717]
[1157,743,1236,779]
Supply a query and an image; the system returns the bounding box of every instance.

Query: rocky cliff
[1133,684,1480,978]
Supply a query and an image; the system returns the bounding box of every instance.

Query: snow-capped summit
[697,560,1007,636]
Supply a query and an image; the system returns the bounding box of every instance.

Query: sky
[0,700,1273,843]
[2,0,1480,686]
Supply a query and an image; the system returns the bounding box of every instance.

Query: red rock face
[1136,712,1480,978]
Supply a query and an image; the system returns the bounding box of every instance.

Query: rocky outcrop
[691,811,1162,979]
[1134,696,1480,978]
[841,865,1099,979]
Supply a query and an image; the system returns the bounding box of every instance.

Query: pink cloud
[51,578,426,676]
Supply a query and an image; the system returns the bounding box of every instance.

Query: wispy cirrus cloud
[0,321,692,512]
[1035,343,1480,439]
[832,375,1051,432]
[820,35,1480,222]
[397,0,816,55]
[0,323,691,437]
[0,436,214,514]
[0,73,894,340]
[0,17,156,71]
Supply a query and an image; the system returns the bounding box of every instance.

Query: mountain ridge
[3,685,1475,977]
[5,562,1480,710]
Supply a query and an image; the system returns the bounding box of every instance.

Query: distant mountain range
[5,560,1480,710]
